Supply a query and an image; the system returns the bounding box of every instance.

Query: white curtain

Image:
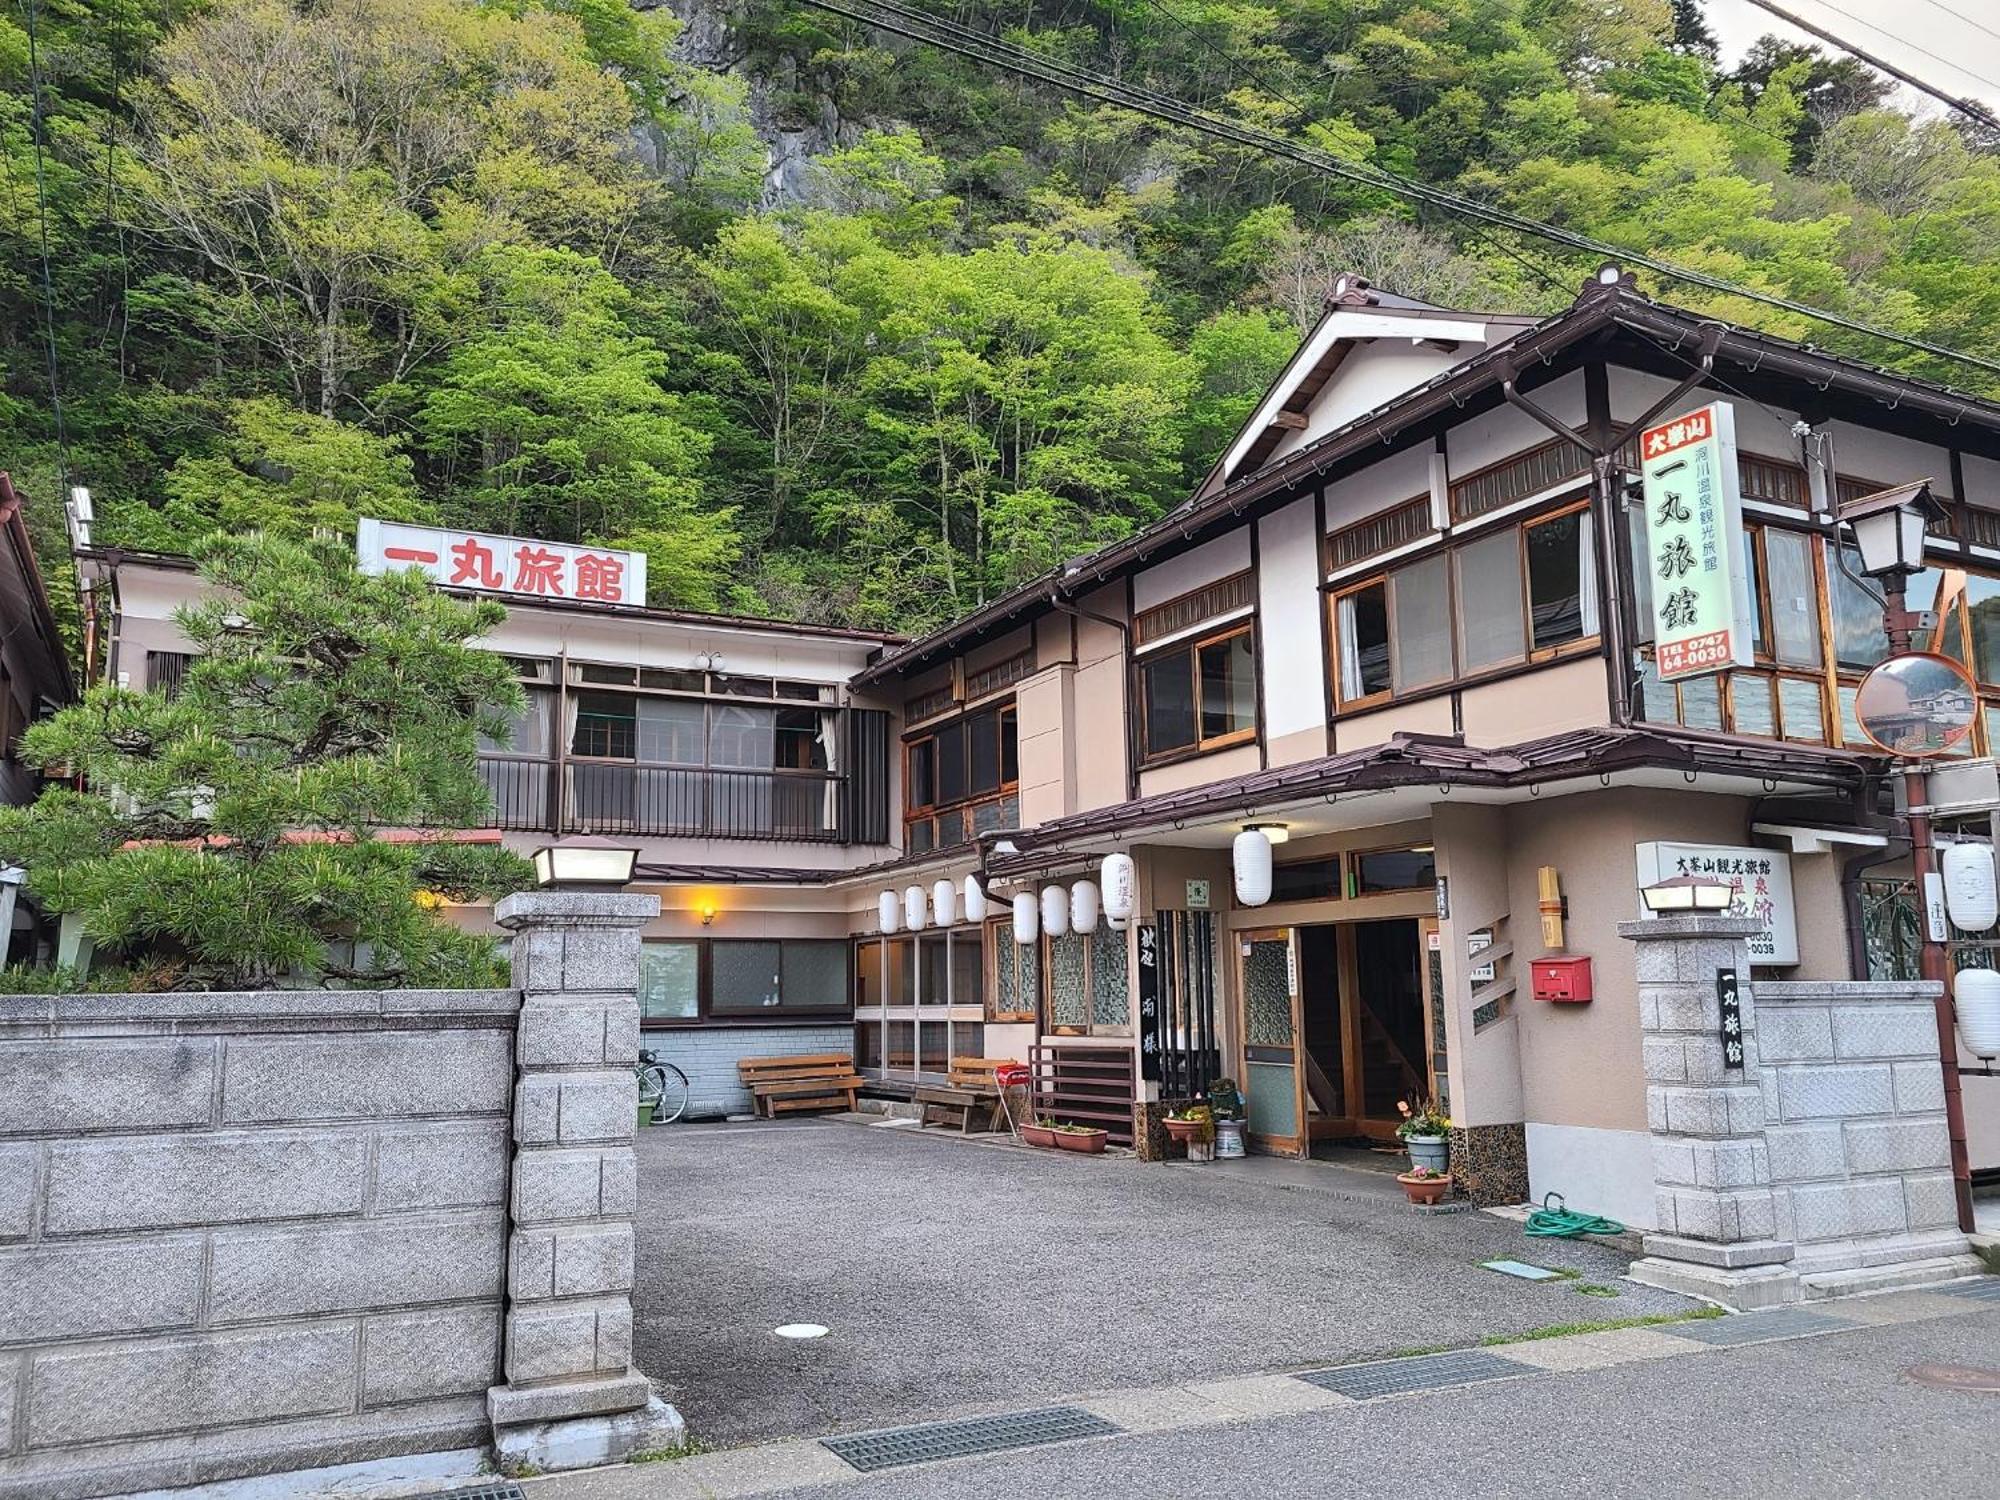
[1577,512,1600,638]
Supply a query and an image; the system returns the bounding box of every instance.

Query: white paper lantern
[1070,880,1100,935]
[1943,842,1998,933]
[1956,967,2000,1060]
[1233,829,1273,907]
[1041,885,1070,938]
[963,875,988,924]
[878,890,899,934]
[932,879,958,929]
[903,884,926,932]
[1012,891,1039,946]
[1106,911,1129,932]
[1101,853,1136,921]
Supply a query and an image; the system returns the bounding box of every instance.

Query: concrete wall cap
[1,989,521,1033]
[494,891,662,930]
[1756,980,1943,1002]
[1616,915,1764,941]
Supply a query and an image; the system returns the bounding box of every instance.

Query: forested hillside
[3,0,1996,638]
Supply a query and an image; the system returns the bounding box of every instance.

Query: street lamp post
[1836,480,1975,1233]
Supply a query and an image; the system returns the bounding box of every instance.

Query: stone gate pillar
[1620,913,1800,1310]
[487,889,684,1472]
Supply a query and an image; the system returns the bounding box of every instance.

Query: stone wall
[0,988,520,1500]
[646,1023,854,1118]
[1755,980,1965,1277]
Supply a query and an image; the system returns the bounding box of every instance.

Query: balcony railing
[478,754,851,843]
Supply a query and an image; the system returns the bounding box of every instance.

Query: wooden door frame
[1302,921,1357,1140]
[1236,925,1307,1157]
[1347,915,1427,1143]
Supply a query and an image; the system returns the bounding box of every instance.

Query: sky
[1704,0,2000,116]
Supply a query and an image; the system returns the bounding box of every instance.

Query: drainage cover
[405,1485,525,1500]
[1481,1259,1561,1280]
[821,1406,1119,1472]
[1661,1309,1855,1346]
[1297,1349,1526,1400]
[775,1323,829,1339]
[1906,1363,2000,1392]
[1935,1277,2000,1303]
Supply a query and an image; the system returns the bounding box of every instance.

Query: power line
[1803,0,2000,96]
[1911,0,2000,48]
[21,0,70,490]
[1739,0,2000,133]
[798,0,2000,381]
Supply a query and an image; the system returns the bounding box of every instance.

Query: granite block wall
[0,988,520,1500]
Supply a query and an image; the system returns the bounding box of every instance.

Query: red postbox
[1530,955,1593,1003]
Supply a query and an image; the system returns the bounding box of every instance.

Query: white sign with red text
[1640,401,1753,681]
[356,519,646,606]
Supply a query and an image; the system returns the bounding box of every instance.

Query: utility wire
[1911,0,2000,48]
[1738,0,2000,133]
[799,0,2000,381]
[1803,0,2000,96]
[21,0,70,490]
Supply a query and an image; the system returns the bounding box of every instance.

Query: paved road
[632,1117,1692,1447]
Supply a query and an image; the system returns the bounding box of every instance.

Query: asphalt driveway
[631,1118,1695,1449]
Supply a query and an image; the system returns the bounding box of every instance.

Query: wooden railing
[1029,1042,1136,1145]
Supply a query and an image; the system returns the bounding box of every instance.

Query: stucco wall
[0,988,520,1499]
[643,1024,855,1119]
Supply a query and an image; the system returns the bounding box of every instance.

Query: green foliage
[0,534,533,988]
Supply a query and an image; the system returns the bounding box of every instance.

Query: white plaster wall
[1525,1121,1659,1229]
[1823,421,1959,498]
[1445,371,1588,478]
[1267,341,1471,465]
[1131,530,1252,611]
[1322,444,1434,534]
[1256,497,1327,741]
[1605,369,1802,466]
[1963,453,2000,510]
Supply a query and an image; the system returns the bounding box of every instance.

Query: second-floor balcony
[479,755,857,843]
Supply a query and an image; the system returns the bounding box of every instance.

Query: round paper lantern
[1943,842,1998,933]
[932,879,958,929]
[903,884,926,932]
[1012,891,1039,946]
[1233,829,1273,907]
[963,875,988,924]
[1956,967,2000,1060]
[877,890,899,934]
[1105,911,1129,932]
[1101,853,1136,921]
[1070,880,1100,935]
[1041,885,1070,938]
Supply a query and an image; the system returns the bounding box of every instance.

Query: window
[1043,928,1131,1035]
[1832,546,1943,671]
[1763,529,1821,668]
[640,941,700,1021]
[854,926,990,1081]
[1390,554,1453,689]
[990,919,1038,1022]
[1524,509,1596,651]
[1352,845,1436,894]
[572,691,636,758]
[1271,859,1342,903]
[903,703,1020,849]
[641,937,850,1024]
[1454,530,1525,671]
[1138,624,1257,760]
[1335,581,1391,702]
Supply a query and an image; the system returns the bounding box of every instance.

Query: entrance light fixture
[1837,480,1939,581]
[1639,874,1734,914]
[530,835,638,889]
[1243,821,1290,846]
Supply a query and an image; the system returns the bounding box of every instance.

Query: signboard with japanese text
[356,519,647,606]
[1639,401,1753,681]
[1136,921,1162,1083]
[1636,841,1798,965]
[1715,969,1745,1071]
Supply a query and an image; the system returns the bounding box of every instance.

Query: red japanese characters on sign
[356,519,647,606]
[1638,400,1753,683]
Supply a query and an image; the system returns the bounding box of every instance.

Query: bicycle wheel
[651,1061,691,1125]
[636,1063,669,1125]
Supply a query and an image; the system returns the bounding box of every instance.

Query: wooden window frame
[902,700,1020,849]
[1040,927,1133,1038]
[1520,500,1601,662]
[1330,574,1393,711]
[986,916,1038,1023]
[638,936,854,1029]
[1134,620,1258,765]
[1346,843,1438,897]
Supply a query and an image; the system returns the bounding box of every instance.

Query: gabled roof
[854,272,2000,689]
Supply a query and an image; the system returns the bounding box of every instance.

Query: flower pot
[1397,1171,1452,1205]
[1214,1119,1246,1159]
[1053,1128,1109,1154]
[636,1098,656,1130]
[1403,1134,1448,1174]
[1020,1123,1057,1148]
[1162,1116,1211,1145]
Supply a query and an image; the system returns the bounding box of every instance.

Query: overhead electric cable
[1738,0,2000,133]
[798,0,2000,380]
[1910,0,2000,48]
[1802,0,2000,96]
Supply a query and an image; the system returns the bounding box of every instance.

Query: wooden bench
[738,1053,864,1117]
[914,1056,1014,1134]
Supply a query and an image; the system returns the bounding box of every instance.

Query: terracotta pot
[1397,1171,1452,1206]
[1162,1116,1211,1143]
[1020,1123,1057,1148]
[1053,1128,1109,1154]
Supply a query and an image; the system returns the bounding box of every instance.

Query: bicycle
[636,1048,690,1125]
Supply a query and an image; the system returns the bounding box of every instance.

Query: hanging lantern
[1943,842,1998,933]
[1233,829,1273,907]
[963,875,988,924]
[1956,968,2000,1060]
[904,884,926,932]
[1101,853,1136,921]
[1012,891,1039,946]
[1070,880,1100,935]
[1105,910,1129,932]
[878,890,899,934]
[932,879,958,928]
[1041,885,1070,939]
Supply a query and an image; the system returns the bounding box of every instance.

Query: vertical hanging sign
[1640,401,1753,680]
[1136,921,1162,1083]
[1716,968,1745,1071]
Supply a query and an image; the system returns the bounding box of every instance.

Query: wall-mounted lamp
[694,898,719,927]
[1242,821,1290,846]
[531,835,639,889]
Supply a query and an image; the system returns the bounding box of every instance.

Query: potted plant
[1052,1121,1109,1154]
[1020,1117,1058,1149]
[1162,1103,1213,1149]
[1395,1096,1450,1174]
[1396,1164,1453,1205]
[1207,1078,1247,1159]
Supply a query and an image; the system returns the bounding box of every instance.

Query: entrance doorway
[1237,916,1438,1156]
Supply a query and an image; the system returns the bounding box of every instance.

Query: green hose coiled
[1524,1191,1625,1238]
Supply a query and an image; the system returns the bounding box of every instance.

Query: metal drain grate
[1935,1277,2000,1303]
[821,1406,1120,1472]
[1296,1348,1527,1400]
[405,1485,525,1500]
[1661,1309,1855,1346]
